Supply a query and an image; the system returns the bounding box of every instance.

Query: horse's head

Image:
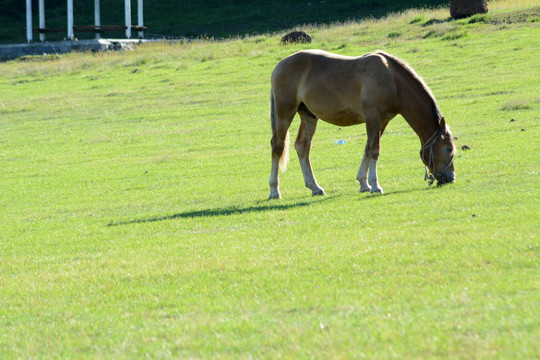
[421,117,456,186]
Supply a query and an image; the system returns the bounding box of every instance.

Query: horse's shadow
[108,186,434,226]
[108,196,334,226]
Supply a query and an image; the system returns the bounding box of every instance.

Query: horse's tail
[270,89,289,172]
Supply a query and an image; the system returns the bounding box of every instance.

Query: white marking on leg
[298,157,325,195]
[296,113,325,196]
[357,151,371,193]
[269,157,281,199]
[368,158,383,194]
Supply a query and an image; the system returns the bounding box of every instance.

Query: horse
[268,50,456,199]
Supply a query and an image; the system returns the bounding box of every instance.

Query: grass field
[1,2,539,358]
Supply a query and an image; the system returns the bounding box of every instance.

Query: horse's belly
[301,89,365,126]
[319,108,365,127]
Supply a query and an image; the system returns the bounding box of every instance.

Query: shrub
[467,14,492,23]
[409,14,426,24]
[441,29,469,40]
[501,99,532,111]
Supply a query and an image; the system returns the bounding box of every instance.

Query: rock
[281,31,312,44]
[450,0,488,19]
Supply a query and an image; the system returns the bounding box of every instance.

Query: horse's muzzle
[436,171,455,186]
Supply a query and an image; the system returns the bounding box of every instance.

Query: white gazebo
[25,0,144,42]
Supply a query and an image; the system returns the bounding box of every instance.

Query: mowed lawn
[1,4,539,359]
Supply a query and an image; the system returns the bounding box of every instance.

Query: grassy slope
[1,3,539,359]
[0,0,450,43]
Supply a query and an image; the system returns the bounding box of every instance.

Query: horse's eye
[447,147,453,154]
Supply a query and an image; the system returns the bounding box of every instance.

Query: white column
[38,0,45,42]
[26,0,33,43]
[67,0,74,40]
[125,0,131,39]
[94,0,101,39]
[137,0,143,39]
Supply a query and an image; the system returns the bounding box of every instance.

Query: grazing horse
[269,50,456,199]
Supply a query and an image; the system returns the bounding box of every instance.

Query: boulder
[450,0,488,19]
[281,31,311,44]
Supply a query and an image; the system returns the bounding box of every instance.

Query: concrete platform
[0,39,147,60]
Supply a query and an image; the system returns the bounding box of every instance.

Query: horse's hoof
[370,188,384,194]
[268,193,281,200]
[312,189,326,196]
[360,187,371,193]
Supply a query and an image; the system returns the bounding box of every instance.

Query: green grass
[1,4,539,359]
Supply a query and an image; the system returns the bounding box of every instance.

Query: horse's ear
[439,117,446,131]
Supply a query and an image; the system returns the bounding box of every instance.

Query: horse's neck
[398,88,439,145]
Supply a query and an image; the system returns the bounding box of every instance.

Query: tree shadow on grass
[108,196,334,226]
[1,0,452,43]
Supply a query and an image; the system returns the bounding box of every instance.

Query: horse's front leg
[296,112,325,196]
[356,144,371,193]
[363,115,384,194]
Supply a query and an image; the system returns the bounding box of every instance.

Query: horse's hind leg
[269,100,295,199]
[296,110,325,196]
[269,122,290,199]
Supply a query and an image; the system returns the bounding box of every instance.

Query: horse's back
[272,49,390,82]
[272,50,398,126]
